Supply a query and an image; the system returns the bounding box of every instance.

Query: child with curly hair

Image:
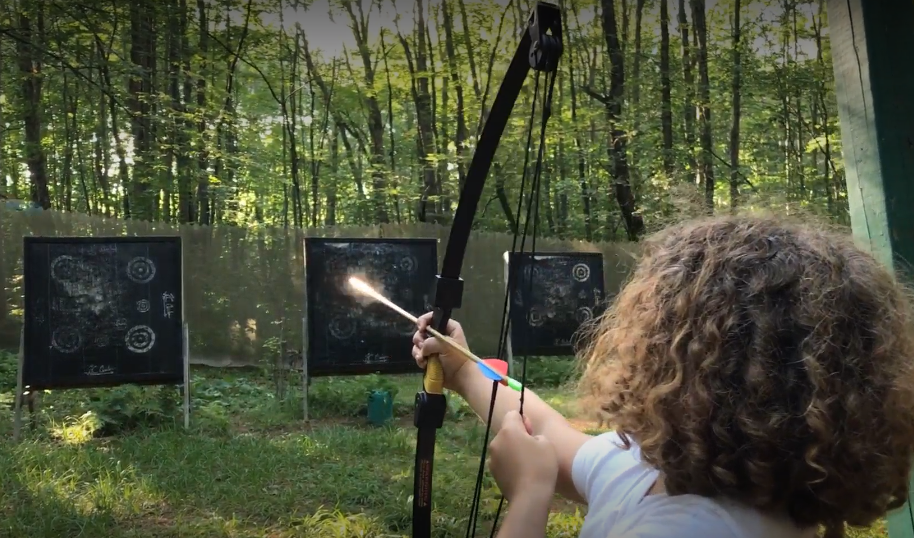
[412,215,914,538]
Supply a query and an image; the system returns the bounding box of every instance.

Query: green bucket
[367,389,393,426]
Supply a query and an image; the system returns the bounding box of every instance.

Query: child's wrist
[509,482,555,506]
[448,359,478,394]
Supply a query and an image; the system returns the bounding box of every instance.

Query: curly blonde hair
[578,215,914,537]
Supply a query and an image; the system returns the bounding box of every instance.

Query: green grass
[0,352,888,538]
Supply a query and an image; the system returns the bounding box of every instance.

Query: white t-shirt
[570,432,815,538]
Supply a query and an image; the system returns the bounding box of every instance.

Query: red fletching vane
[479,358,509,385]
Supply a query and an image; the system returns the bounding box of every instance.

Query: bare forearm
[451,362,591,503]
[495,490,553,538]
[452,363,565,438]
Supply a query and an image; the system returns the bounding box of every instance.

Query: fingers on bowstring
[523,415,533,435]
[503,410,523,428]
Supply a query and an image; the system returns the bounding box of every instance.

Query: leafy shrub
[513,356,578,388]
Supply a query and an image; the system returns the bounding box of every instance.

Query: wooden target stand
[13,323,192,442]
[10,236,193,441]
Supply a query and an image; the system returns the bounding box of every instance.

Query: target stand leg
[13,328,24,442]
[182,323,190,430]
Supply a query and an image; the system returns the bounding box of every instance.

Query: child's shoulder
[573,433,812,538]
[571,432,659,512]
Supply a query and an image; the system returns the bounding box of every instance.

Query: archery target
[125,325,156,353]
[572,263,591,282]
[126,257,156,284]
[136,299,150,313]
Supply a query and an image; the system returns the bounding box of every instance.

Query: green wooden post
[827,0,914,536]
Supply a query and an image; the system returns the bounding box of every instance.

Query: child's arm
[494,488,554,538]
[452,363,592,504]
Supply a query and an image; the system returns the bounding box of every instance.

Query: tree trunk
[397,0,440,223]
[456,0,481,101]
[629,0,646,178]
[380,31,402,223]
[176,0,194,222]
[196,0,210,224]
[326,127,339,225]
[659,0,674,176]
[282,28,303,227]
[677,0,697,181]
[341,0,388,223]
[299,36,363,216]
[128,0,156,220]
[813,0,835,216]
[442,0,468,192]
[565,0,593,241]
[600,0,641,240]
[728,0,742,211]
[61,72,77,211]
[97,34,129,218]
[166,0,182,223]
[691,0,715,211]
[17,8,50,209]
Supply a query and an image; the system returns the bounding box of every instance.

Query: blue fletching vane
[476,361,503,381]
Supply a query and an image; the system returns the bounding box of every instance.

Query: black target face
[125,325,156,353]
[52,328,82,353]
[126,257,156,284]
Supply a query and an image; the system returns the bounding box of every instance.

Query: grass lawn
[0,352,889,538]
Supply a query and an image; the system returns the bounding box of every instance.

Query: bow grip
[423,354,445,394]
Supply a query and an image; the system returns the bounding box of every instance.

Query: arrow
[348,276,523,391]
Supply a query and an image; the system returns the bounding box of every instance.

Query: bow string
[412,3,563,537]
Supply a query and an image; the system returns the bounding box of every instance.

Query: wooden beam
[827,1,914,537]
[829,0,914,270]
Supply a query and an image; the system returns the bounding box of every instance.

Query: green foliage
[514,356,580,389]
[0,366,590,538]
[0,350,17,393]
[0,364,887,538]
[308,374,408,418]
[0,0,848,234]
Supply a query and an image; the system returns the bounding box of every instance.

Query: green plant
[513,356,578,388]
[0,366,888,538]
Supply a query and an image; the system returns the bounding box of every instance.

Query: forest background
[0,0,843,361]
